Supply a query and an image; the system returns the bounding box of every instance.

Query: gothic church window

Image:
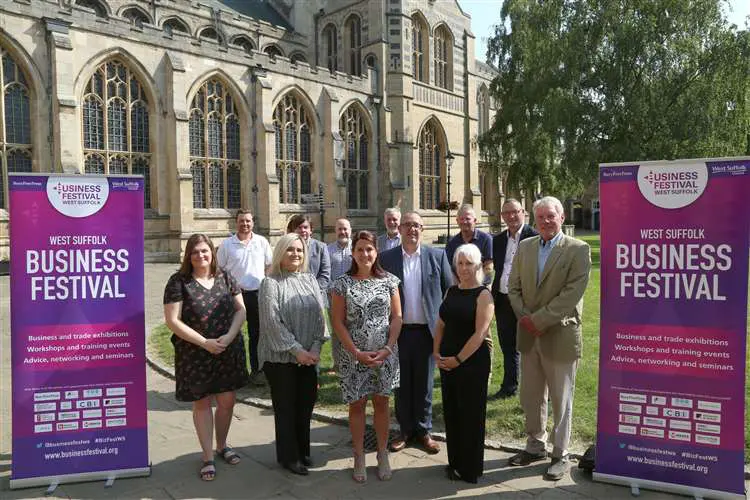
[322,24,337,73]
[418,119,445,210]
[199,27,222,44]
[340,105,369,210]
[82,59,152,208]
[188,79,241,209]
[0,46,32,210]
[344,15,361,76]
[411,14,429,83]
[274,93,313,204]
[231,36,255,54]
[434,25,453,90]
[264,45,283,59]
[121,6,150,27]
[75,0,108,18]
[163,17,189,37]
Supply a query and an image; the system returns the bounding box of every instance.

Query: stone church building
[0,0,501,261]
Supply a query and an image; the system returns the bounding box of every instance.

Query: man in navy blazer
[491,199,537,399]
[380,212,454,453]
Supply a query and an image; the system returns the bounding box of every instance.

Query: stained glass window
[434,25,453,90]
[322,24,337,73]
[340,105,369,209]
[1,45,35,207]
[412,14,428,83]
[1,46,33,210]
[188,78,242,209]
[274,93,313,204]
[345,15,361,76]
[81,58,152,208]
[418,119,445,210]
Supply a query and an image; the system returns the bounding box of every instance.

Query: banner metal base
[593,472,746,500]
[9,466,151,490]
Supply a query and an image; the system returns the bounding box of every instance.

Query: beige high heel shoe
[376,450,392,481]
[352,452,367,483]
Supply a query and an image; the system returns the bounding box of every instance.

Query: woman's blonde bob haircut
[269,233,309,274]
[452,243,484,285]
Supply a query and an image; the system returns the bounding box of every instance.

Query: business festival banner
[9,173,150,489]
[595,158,749,498]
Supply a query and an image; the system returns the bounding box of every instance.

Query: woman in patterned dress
[330,230,402,483]
[163,234,249,481]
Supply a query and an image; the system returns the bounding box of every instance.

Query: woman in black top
[433,243,494,484]
[164,234,249,481]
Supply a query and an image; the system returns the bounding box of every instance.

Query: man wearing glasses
[380,212,453,454]
[490,199,537,399]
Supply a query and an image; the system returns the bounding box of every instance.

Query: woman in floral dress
[163,234,249,481]
[330,230,402,483]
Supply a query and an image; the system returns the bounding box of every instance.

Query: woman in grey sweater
[258,233,328,476]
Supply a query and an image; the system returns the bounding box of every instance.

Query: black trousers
[494,293,519,392]
[242,290,260,374]
[395,324,435,437]
[264,362,318,464]
[441,344,490,482]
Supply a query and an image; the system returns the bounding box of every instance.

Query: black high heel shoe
[282,461,309,476]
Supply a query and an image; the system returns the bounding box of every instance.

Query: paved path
[1,266,747,499]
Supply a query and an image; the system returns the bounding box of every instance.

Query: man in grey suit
[377,207,402,251]
[380,212,453,454]
[506,196,591,481]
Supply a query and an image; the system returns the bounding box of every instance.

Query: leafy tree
[480,0,750,198]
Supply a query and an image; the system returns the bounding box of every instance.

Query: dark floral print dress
[163,271,250,401]
[331,273,400,404]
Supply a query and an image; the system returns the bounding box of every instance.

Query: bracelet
[455,354,463,365]
[384,345,394,356]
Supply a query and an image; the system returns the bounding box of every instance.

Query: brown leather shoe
[418,434,440,454]
[388,435,408,452]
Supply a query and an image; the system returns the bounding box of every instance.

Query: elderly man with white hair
[506,196,591,481]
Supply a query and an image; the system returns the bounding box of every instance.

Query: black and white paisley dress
[331,273,401,404]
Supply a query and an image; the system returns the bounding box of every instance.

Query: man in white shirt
[490,199,537,399]
[218,209,272,386]
[377,207,402,251]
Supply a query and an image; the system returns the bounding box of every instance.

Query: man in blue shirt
[444,204,493,280]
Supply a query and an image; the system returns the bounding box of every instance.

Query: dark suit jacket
[379,244,454,336]
[491,224,538,296]
[307,238,331,291]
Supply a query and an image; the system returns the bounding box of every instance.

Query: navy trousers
[395,324,435,437]
[494,293,520,392]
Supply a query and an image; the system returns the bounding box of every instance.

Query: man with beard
[380,212,453,454]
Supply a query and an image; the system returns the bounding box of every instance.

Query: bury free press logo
[637,163,708,209]
[46,176,110,218]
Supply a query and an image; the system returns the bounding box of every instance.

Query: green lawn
[149,234,750,461]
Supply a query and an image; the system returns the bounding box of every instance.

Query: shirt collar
[539,231,563,248]
[402,245,421,258]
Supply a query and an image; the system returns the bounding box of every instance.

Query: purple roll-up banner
[8,174,150,489]
[595,158,749,499]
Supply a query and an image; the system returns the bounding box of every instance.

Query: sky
[460,0,750,62]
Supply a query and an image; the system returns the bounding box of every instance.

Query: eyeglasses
[501,209,523,216]
[400,222,423,230]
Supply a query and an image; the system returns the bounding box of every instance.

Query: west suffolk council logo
[47,176,110,218]
[637,162,708,209]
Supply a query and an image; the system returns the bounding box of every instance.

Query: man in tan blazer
[506,196,591,481]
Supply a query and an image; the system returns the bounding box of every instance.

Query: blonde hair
[270,233,309,274]
[453,243,484,285]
